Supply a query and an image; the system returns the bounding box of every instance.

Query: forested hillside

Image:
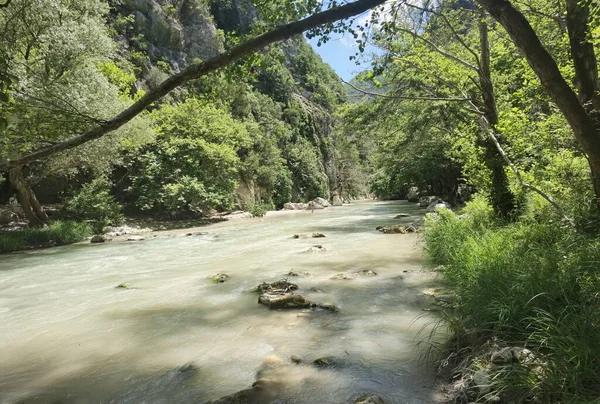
[0,0,368,228]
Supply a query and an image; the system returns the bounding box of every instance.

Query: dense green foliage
[59,177,124,228]
[424,198,600,402]
[0,221,93,253]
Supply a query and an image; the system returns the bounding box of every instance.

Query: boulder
[313,356,343,368]
[258,294,313,310]
[115,283,131,289]
[292,233,325,239]
[332,195,343,206]
[287,270,309,277]
[317,303,339,312]
[491,347,536,365]
[224,211,253,219]
[312,197,330,208]
[418,196,439,207]
[91,235,109,243]
[209,388,258,404]
[209,273,229,283]
[394,213,410,218]
[126,235,146,242]
[353,395,385,404]
[331,273,353,280]
[0,208,17,225]
[472,369,491,394]
[357,269,377,276]
[283,202,307,210]
[427,199,452,213]
[457,183,472,202]
[256,280,298,294]
[406,186,420,202]
[305,245,326,253]
[306,201,325,210]
[376,226,408,234]
[290,355,302,364]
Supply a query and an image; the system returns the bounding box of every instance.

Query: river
[0,200,441,403]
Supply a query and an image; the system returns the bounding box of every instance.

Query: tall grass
[0,221,93,253]
[423,195,600,402]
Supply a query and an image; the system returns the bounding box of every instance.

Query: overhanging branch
[0,0,389,171]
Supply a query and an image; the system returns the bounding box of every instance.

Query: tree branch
[394,27,478,72]
[0,0,389,171]
[485,122,575,227]
[405,3,481,66]
[341,79,472,102]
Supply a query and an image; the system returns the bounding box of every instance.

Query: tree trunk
[8,167,50,227]
[477,16,516,217]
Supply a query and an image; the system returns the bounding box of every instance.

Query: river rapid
[0,200,441,404]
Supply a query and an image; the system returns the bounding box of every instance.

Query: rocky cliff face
[118,0,222,69]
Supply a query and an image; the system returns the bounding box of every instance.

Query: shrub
[248,202,273,218]
[0,221,93,253]
[60,178,124,230]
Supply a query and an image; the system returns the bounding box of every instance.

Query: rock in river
[357,269,377,276]
[209,273,229,283]
[406,186,420,202]
[353,395,385,404]
[258,294,313,310]
[255,280,298,294]
[91,235,109,243]
[305,245,326,253]
[331,273,353,280]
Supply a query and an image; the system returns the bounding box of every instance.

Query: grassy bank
[423,197,600,403]
[0,221,94,254]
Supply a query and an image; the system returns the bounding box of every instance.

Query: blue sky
[307,35,373,81]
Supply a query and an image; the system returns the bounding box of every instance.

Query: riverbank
[424,197,600,403]
[0,199,351,254]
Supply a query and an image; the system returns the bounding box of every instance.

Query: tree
[477,0,600,210]
[0,0,152,225]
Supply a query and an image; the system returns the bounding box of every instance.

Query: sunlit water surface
[0,201,440,403]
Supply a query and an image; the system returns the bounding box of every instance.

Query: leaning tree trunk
[477,16,516,218]
[8,167,49,227]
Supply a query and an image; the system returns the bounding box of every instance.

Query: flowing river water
[0,200,442,404]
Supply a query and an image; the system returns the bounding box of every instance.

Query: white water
[0,201,440,403]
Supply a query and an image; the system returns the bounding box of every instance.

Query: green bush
[423,197,600,402]
[0,221,93,253]
[60,177,124,229]
[248,202,273,218]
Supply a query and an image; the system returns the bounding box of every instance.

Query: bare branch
[405,2,481,65]
[394,27,478,71]
[341,79,472,102]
